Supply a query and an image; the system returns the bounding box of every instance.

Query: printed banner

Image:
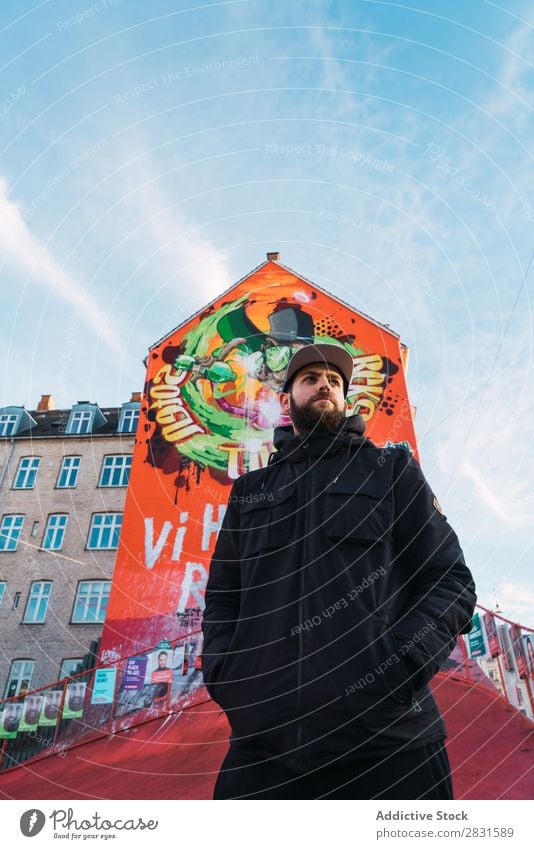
[468,612,487,657]
[524,634,534,682]
[18,694,44,731]
[0,704,23,738]
[483,612,500,659]
[123,657,148,692]
[62,682,86,719]
[38,691,63,727]
[510,625,528,679]
[147,647,173,699]
[91,669,117,705]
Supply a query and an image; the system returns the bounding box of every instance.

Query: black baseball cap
[282,343,354,394]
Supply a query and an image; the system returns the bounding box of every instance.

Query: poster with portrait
[0,702,23,738]
[38,690,63,727]
[523,634,534,682]
[147,642,173,687]
[483,612,500,658]
[510,625,528,680]
[62,682,87,719]
[18,694,44,732]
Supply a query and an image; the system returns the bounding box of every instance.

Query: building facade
[0,394,140,698]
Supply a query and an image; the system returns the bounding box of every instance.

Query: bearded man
[202,343,476,800]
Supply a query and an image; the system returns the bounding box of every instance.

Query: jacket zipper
[296,443,311,774]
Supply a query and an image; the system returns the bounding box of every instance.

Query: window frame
[66,410,93,435]
[23,581,52,624]
[99,455,132,487]
[12,456,41,489]
[86,513,123,550]
[59,658,84,680]
[0,413,20,436]
[41,514,68,551]
[4,659,35,699]
[56,456,81,488]
[0,514,24,552]
[71,580,111,624]
[119,407,140,434]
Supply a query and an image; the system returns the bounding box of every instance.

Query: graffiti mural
[99,259,418,665]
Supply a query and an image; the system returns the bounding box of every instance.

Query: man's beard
[289,394,346,434]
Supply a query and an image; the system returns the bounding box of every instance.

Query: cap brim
[282,343,354,393]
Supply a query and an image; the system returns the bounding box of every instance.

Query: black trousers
[213,740,454,800]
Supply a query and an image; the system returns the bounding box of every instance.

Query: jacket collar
[270,414,366,463]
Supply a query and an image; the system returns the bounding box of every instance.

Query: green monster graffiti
[150,297,362,476]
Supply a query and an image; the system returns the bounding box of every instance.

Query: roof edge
[148,256,402,352]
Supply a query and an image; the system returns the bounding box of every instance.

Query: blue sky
[1,0,533,624]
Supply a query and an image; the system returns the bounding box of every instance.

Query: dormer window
[118,405,140,434]
[65,403,106,436]
[67,410,93,434]
[0,408,35,437]
[0,413,20,436]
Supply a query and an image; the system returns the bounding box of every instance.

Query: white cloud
[461,458,520,526]
[107,158,233,312]
[497,583,534,621]
[0,176,124,360]
[483,17,534,120]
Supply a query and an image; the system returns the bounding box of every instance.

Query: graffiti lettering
[144,518,173,570]
[144,513,189,569]
[202,504,226,551]
[220,443,272,480]
[171,512,189,560]
[176,563,208,612]
[349,354,386,420]
[149,364,204,444]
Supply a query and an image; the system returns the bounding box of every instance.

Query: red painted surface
[1,675,532,800]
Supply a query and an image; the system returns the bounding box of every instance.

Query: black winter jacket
[202,416,476,771]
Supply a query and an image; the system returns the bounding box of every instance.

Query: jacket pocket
[239,483,296,558]
[325,476,392,542]
[372,615,414,708]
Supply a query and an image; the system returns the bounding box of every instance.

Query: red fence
[0,629,204,771]
[1,605,533,773]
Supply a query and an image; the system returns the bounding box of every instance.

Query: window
[13,457,40,489]
[67,410,93,434]
[23,581,52,623]
[0,414,19,436]
[72,581,111,623]
[99,455,132,487]
[87,513,122,550]
[0,582,5,607]
[42,514,68,550]
[119,408,139,433]
[59,658,83,680]
[57,456,81,488]
[12,592,20,610]
[4,660,34,699]
[0,515,24,551]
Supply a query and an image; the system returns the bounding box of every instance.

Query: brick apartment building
[0,393,140,698]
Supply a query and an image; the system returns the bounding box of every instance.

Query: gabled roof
[149,257,400,351]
